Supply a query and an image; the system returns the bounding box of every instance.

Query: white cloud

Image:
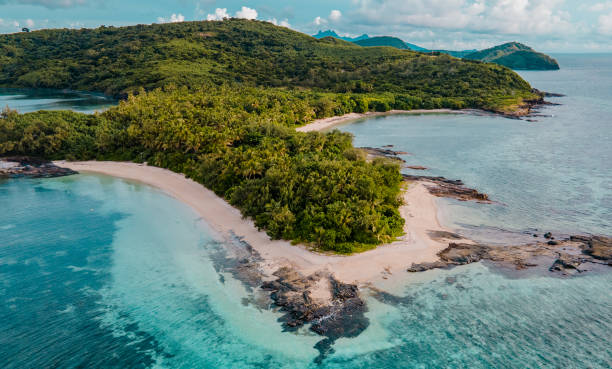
[26,18,35,28]
[314,10,342,26]
[599,12,612,35]
[157,13,185,24]
[269,18,291,28]
[235,6,258,20]
[329,10,342,21]
[206,8,229,21]
[350,0,574,36]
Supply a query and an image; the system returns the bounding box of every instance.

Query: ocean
[1,54,611,368]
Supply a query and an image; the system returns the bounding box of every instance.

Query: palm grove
[0,19,539,252]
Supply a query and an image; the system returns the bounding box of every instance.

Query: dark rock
[544,232,552,239]
[261,268,368,364]
[408,234,611,275]
[580,236,612,261]
[407,260,450,272]
[1,157,78,179]
[427,230,463,241]
[533,234,538,237]
[549,253,583,273]
[359,147,408,162]
[403,174,490,202]
[543,92,565,97]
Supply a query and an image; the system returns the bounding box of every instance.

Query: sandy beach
[296,109,459,132]
[54,160,462,285]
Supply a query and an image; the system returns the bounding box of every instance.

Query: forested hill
[464,42,560,70]
[0,20,545,253]
[353,36,427,51]
[0,19,537,111]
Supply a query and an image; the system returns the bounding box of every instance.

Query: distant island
[353,36,427,52]
[314,30,560,70]
[463,42,560,70]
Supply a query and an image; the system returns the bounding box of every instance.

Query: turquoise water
[0,88,116,114]
[1,54,611,367]
[2,175,611,368]
[338,54,612,243]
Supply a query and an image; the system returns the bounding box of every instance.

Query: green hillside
[353,36,427,51]
[354,36,409,49]
[465,42,560,70]
[0,20,544,253]
[0,19,537,111]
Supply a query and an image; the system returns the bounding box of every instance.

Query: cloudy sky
[1,0,611,52]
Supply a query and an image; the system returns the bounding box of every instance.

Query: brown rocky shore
[0,157,78,178]
[408,235,612,275]
[402,174,491,202]
[360,145,491,202]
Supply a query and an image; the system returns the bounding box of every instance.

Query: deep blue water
[1,54,611,368]
[0,88,116,114]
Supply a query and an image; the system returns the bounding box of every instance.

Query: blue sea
[0,88,116,114]
[1,54,611,368]
[339,54,612,244]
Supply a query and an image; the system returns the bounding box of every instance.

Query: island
[314,30,560,70]
[464,42,560,70]
[0,19,609,360]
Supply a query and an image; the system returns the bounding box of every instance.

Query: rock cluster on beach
[0,157,77,178]
[361,145,491,202]
[210,232,368,363]
[403,174,490,202]
[261,267,368,363]
[407,235,612,275]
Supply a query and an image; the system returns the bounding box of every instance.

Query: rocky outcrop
[359,146,408,163]
[408,235,612,275]
[549,253,586,273]
[573,235,612,262]
[261,268,368,363]
[406,165,428,170]
[403,174,490,202]
[0,157,77,178]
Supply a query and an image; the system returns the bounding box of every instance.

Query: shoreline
[296,109,459,133]
[53,160,464,286]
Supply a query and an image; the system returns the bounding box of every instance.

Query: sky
[1,0,611,52]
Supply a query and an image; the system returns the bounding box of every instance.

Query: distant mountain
[312,30,369,42]
[464,42,560,70]
[314,32,558,71]
[353,36,427,51]
[433,49,477,58]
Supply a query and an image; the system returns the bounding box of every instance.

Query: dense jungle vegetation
[0,19,537,111]
[0,20,541,252]
[0,86,406,252]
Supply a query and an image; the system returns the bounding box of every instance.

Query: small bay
[0,88,116,114]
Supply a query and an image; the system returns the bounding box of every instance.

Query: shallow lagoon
[1,175,611,368]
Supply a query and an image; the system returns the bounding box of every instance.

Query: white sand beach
[54,159,463,286]
[296,109,459,132]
